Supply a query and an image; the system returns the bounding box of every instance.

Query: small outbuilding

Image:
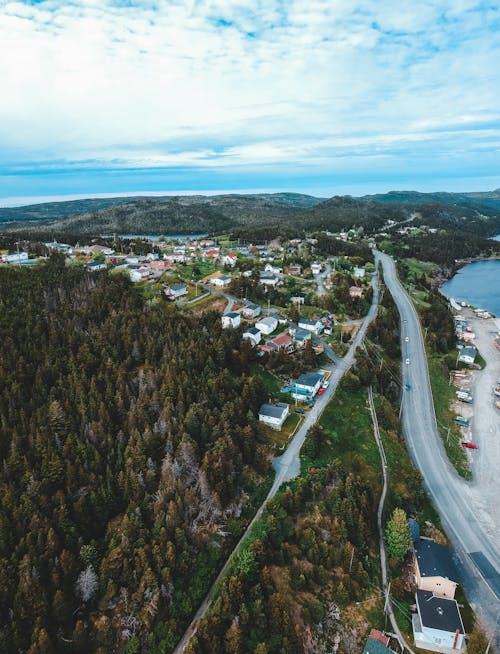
[222,312,241,329]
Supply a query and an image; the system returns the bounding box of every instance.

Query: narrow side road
[173,270,380,653]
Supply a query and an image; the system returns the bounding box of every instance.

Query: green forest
[0,259,274,653]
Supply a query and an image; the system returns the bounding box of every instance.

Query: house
[165,284,188,300]
[412,590,465,653]
[222,312,241,329]
[242,303,262,319]
[212,275,232,288]
[266,333,294,353]
[264,263,282,276]
[362,629,396,654]
[128,265,150,282]
[291,295,305,305]
[242,269,254,278]
[259,272,280,287]
[44,241,72,254]
[86,260,107,272]
[258,403,289,430]
[287,264,302,276]
[221,254,237,267]
[458,346,476,365]
[353,266,366,278]
[2,251,29,263]
[292,372,323,399]
[349,285,364,299]
[412,538,458,599]
[292,327,312,347]
[255,316,278,335]
[311,262,322,275]
[242,327,261,346]
[298,318,323,335]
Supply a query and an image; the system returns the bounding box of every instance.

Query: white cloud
[0,0,499,180]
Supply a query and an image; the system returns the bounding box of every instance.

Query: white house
[255,316,278,335]
[291,295,305,305]
[221,254,237,267]
[412,590,465,653]
[222,312,241,329]
[259,272,280,287]
[298,318,323,335]
[458,346,476,365]
[311,262,322,275]
[242,303,262,319]
[291,327,312,347]
[264,263,282,276]
[2,251,29,263]
[353,266,366,278]
[212,275,232,288]
[292,372,323,399]
[243,327,262,346]
[412,538,458,599]
[258,403,289,430]
[128,265,150,282]
[86,261,107,272]
[165,284,188,300]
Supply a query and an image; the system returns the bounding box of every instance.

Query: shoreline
[436,257,500,318]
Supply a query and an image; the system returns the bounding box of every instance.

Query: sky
[1,0,500,206]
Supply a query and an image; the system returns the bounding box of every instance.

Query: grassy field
[427,355,471,480]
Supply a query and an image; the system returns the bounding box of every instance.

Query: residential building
[222,312,241,329]
[292,372,323,399]
[44,241,72,254]
[298,318,323,334]
[165,284,188,300]
[311,262,322,275]
[291,327,312,347]
[86,260,107,272]
[412,590,465,653]
[255,316,278,335]
[2,251,29,263]
[266,333,294,353]
[287,264,302,276]
[272,312,288,325]
[362,629,396,654]
[412,538,458,599]
[290,295,305,305]
[221,254,237,267]
[458,346,476,365]
[242,303,261,319]
[212,274,232,288]
[264,263,282,276]
[242,327,261,346]
[128,265,150,282]
[258,403,289,430]
[259,272,280,287]
[354,266,366,278]
[349,286,364,299]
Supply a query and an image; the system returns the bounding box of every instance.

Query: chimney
[452,629,459,649]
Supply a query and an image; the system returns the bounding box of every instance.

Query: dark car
[294,408,305,415]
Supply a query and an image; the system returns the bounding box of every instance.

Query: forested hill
[1,189,500,239]
[0,260,271,652]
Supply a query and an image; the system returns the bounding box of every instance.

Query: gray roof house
[412,590,465,653]
[258,403,289,430]
[412,538,458,598]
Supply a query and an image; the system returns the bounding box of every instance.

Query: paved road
[314,262,331,296]
[378,252,500,634]
[173,271,380,653]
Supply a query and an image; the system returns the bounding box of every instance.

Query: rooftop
[296,372,323,387]
[259,403,289,419]
[414,538,458,582]
[416,590,464,634]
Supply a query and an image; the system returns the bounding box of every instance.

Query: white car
[405,336,409,342]
[405,358,410,365]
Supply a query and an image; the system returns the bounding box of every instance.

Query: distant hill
[1,189,499,239]
[0,193,324,236]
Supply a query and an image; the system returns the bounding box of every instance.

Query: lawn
[427,355,471,480]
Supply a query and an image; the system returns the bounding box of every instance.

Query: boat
[494,385,500,398]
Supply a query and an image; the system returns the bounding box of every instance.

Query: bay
[440,259,500,317]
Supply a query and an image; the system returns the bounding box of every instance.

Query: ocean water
[440,259,500,317]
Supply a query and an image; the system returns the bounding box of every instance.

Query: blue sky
[1,0,500,205]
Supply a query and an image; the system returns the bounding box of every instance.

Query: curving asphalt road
[378,252,500,635]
